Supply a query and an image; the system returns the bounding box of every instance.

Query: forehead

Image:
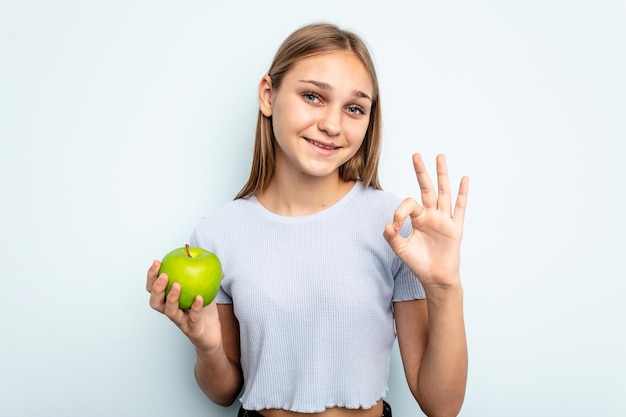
[286,51,374,96]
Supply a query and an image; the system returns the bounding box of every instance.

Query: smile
[305,138,340,150]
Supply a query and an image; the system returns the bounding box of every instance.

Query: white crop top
[190,181,425,412]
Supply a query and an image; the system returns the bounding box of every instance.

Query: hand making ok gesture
[383,153,469,290]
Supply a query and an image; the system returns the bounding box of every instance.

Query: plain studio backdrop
[1,1,625,416]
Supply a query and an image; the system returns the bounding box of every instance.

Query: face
[259,51,374,180]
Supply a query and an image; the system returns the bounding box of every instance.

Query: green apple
[159,244,222,309]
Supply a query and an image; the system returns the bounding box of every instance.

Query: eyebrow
[298,79,372,102]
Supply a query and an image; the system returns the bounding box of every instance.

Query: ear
[258,75,273,117]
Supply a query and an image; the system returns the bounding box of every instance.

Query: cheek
[270,104,291,141]
[345,120,370,146]
[271,101,310,138]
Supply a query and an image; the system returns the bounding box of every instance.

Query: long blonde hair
[235,23,383,199]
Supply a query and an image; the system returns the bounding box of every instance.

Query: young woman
[147,23,469,417]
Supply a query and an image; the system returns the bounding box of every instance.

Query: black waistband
[238,401,392,417]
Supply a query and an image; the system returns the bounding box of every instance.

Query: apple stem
[185,244,192,258]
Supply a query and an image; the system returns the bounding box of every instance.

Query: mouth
[305,138,340,150]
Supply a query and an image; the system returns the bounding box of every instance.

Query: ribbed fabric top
[190,181,425,412]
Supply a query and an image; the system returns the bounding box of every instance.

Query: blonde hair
[235,23,383,199]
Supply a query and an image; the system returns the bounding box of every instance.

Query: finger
[383,197,422,250]
[453,176,470,225]
[148,272,168,312]
[412,153,437,209]
[163,282,184,321]
[146,260,161,292]
[383,221,406,252]
[392,197,424,226]
[436,154,452,215]
[187,296,205,331]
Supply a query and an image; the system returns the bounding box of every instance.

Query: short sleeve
[391,219,426,301]
[190,223,233,304]
[392,261,426,301]
[214,287,233,304]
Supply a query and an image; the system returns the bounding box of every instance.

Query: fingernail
[393,222,400,231]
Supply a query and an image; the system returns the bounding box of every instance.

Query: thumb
[383,221,405,253]
[187,296,206,329]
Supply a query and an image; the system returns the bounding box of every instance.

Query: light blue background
[1,1,625,416]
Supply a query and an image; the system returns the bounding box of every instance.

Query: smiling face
[259,51,374,181]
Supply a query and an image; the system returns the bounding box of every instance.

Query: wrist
[423,279,464,301]
[195,343,224,362]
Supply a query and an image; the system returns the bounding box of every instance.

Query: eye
[346,105,366,116]
[302,92,321,103]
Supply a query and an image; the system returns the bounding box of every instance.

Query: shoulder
[202,197,255,222]
[353,184,415,238]
[353,182,403,212]
[190,197,258,248]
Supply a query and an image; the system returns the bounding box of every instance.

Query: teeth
[308,139,337,150]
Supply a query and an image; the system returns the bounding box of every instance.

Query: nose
[317,106,341,137]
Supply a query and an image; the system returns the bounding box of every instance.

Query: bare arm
[394,294,467,417]
[193,304,243,406]
[147,261,243,406]
[384,153,469,416]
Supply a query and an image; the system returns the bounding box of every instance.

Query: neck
[256,171,355,217]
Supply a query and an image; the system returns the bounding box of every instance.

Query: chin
[301,159,352,178]
[301,165,342,178]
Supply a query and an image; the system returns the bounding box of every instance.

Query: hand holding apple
[158,244,222,310]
